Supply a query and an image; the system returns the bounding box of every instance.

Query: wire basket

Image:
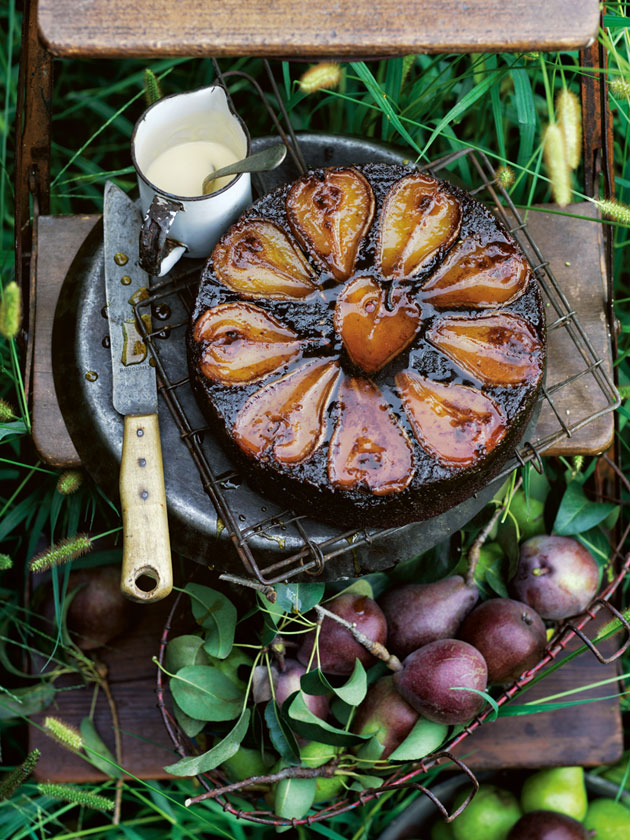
[155,549,630,827]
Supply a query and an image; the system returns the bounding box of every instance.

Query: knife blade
[103,181,173,603]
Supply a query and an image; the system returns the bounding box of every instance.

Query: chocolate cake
[188,164,545,528]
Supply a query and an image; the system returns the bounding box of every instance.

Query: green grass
[2,1,630,837]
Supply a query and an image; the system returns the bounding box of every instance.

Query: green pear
[520,766,588,820]
[313,774,345,803]
[451,784,521,840]
[300,741,338,768]
[584,798,630,840]
[431,819,455,840]
[221,744,273,781]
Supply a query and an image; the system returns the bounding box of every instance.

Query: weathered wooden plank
[38,0,598,59]
[32,215,99,466]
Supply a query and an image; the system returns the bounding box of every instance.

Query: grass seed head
[0,399,15,422]
[143,68,162,106]
[0,749,40,800]
[0,281,22,340]
[30,534,92,574]
[610,77,630,101]
[495,165,515,189]
[543,123,572,208]
[44,717,83,751]
[56,470,83,496]
[556,89,582,170]
[596,199,630,226]
[38,783,114,812]
[0,554,12,571]
[299,62,341,94]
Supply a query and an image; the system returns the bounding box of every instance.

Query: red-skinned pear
[507,811,588,840]
[511,536,599,620]
[297,592,388,676]
[379,576,479,659]
[393,639,487,725]
[274,659,329,721]
[458,598,547,684]
[352,676,419,758]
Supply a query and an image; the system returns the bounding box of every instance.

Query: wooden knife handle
[120,413,173,603]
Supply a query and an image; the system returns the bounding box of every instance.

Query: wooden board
[38,0,598,59]
[29,590,623,782]
[32,201,615,468]
[32,214,99,466]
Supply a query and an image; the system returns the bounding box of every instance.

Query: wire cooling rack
[132,66,620,586]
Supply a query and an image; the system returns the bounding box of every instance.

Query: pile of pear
[292,534,599,762]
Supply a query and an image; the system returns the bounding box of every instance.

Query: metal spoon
[202,144,287,195]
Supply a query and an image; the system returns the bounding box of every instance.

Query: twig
[93,660,123,825]
[465,476,523,587]
[218,572,277,602]
[314,604,402,672]
[185,762,338,806]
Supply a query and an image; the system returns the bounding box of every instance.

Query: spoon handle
[202,144,287,194]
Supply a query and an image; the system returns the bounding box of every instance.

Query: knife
[103,181,173,603]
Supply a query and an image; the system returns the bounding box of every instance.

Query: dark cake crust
[188,163,546,529]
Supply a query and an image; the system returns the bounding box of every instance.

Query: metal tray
[52,133,534,580]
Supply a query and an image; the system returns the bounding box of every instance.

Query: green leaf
[169,665,242,721]
[208,648,252,690]
[349,774,382,792]
[164,708,250,776]
[287,692,370,747]
[0,683,56,720]
[274,583,325,615]
[333,579,374,600]
[185,582,236,659]
[274,776,316,819]
[264,700,301,765]
[164,634,208,673]
[451,686,500,721]
[80,717,123,778]
[553,483,617,536]
[388,718,448,761]
[172,698,206,739]
[0,420,28,441]
[300,660,367,707]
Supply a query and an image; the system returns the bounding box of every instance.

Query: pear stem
[465,476,523,587]
[184,762,339,806]
[313,604,403,672]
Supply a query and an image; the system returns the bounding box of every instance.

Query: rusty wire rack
[132,64,620,586]
[155,545,630,827]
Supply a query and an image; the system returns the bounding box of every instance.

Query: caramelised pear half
[427,311,543,387]
[335,276,420,374]
[287,167,375,281]
[396,371,507,468]
[233,359,339,465]
[422,236,531,309]
[328,376,415,496]
[379,576,479,659]
[193,302,302,385]
[213,219,317,299]
[378,172,461,279]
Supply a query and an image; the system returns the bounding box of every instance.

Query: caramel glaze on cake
[188,163,546,529]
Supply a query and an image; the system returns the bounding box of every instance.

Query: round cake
[188,164,546,528]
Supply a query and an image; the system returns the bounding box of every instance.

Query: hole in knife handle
[135,568,160,593]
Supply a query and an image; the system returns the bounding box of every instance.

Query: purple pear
[393,639,487,724]
[459,598,547,684]
[274,659,329,721]
[353,676,418,758]
[379,576,479,658]
[511,536,599,620]
[507,811,588,840]
[297,593,387,676]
